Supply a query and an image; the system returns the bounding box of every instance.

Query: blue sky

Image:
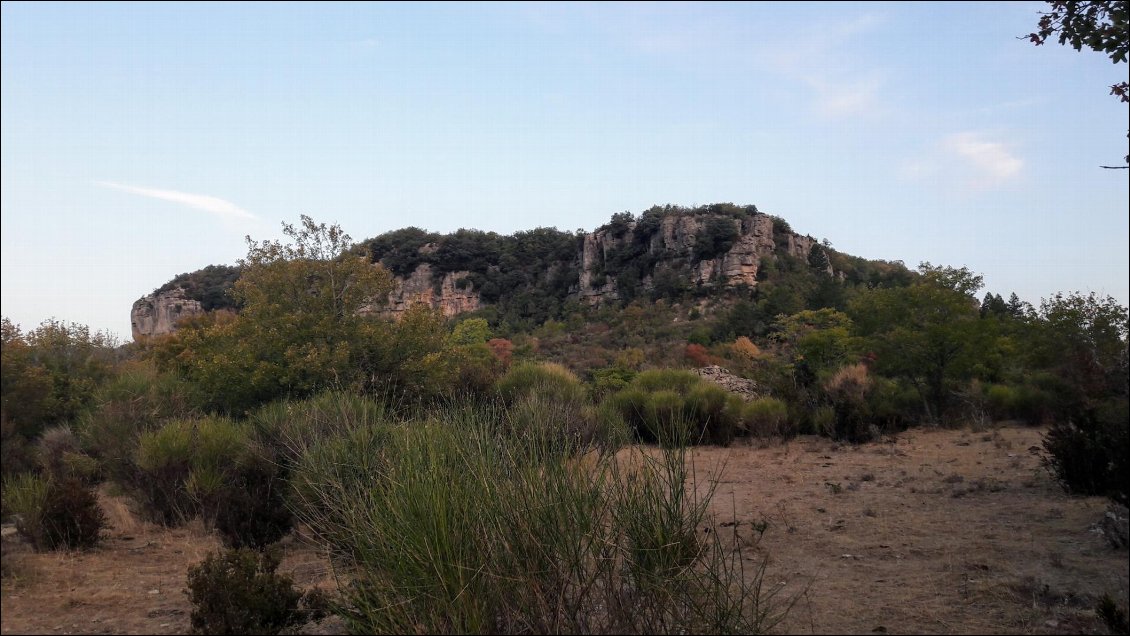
[2,1,1127,341]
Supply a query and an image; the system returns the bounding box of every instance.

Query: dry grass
[2,424,1126,635]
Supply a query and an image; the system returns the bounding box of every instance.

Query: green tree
[150,217,396,413]
[1,319,54,438]
[1027,0,1130,166]
[771,309,859,378]
[1029,292,1129,410]
[694,217,739,261]
[849,264,989,422]
[449,318,491,346]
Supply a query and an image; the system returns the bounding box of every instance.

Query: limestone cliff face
[134,211,835,332]
[130,288,204,340]
[576,213,829,304]
[383,263,481,318]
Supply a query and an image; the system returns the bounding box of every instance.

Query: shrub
[985,384,1016,421]
[811,405,836,437]
[590,365,637,399]
[684,343,713,367]
[742,398,790,438]
[606,387,651,439]
[1,420,37,479]
[289,421,395,554]
[505,395,610,457]
[135,417,294,546]
[38,478,106,550]
[823,364,876,442]
[2,473,49,536]
[211,445,293,550]
[250,392,390,470]
[606,370,750,446]
[496,362,586,404]
[632,369,702,395]
[290,406,795,634]
[731,336,761,359]
[76,363,191,487]
[135,420,197,525]
[1097,594,1129,635]
[186,548,322,635]
[684,384,744,444]
[495,363,612,454]
[3,474,105,551]
[1042,400,1129,505]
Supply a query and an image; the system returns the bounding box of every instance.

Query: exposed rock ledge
[692,365,762,400]
[130,288,204,340]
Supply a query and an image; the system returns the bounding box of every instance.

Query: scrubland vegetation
[3,210,1127,634]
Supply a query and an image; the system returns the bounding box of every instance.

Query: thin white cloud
[804,73,885,119]
[899,132,1024,191]
[351,37,380,49]
[94,181,258,222]
[764,13,889,120]
[943,132,1023,185]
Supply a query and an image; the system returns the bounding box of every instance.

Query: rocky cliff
[382,263,482,318]
[133,207,839,337]
[575,212,827,305]
[130,288,205,340]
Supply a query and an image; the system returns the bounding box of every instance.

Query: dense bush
[2,474,105,551]
[289,420,395,555]
[1042,401,1129,505]
[186,548,323,635]
[76,362,193,487]
[823,364,878,442]
[250,392,392,469]
[606,370,746,446]
[134,417,294,545]
[496,362,623,454]
[742,397,790,438]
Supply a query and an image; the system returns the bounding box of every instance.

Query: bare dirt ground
[2,423,1127,635]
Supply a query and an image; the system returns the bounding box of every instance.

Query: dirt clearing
[3,424,1126,634]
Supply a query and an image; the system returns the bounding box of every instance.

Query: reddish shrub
[487,338,513,366]
[684,343,712,367]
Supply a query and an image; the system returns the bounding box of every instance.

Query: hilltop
[132,203,913,340]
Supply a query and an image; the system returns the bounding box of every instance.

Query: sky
[2,1,1128,342]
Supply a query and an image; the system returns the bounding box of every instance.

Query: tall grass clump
[249,391,391,469]
[291,404,795,634]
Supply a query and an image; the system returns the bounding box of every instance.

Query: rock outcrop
[576,212,829,304]
[131,288,204,340]
[692,365,762,400]
[382,263,481,318]
[133,209,839,334]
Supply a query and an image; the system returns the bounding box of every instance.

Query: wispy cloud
[899,132,1024,190]
[350,37,380,49]
[94,181,258,222]
[942,132,1023,184]
[763,13,889,120]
